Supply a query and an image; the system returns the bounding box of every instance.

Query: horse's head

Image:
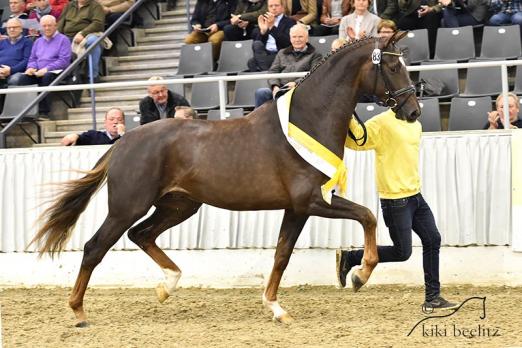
[359,33,421,122]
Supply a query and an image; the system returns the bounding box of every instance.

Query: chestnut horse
[31,33,420,327]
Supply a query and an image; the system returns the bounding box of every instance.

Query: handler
[336,108,458,311]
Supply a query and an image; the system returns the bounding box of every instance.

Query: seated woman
[282,0,318,25]
[339,0,380,41]
[312,0,352,36]
[26,0,68,20]
[439,0,489,27]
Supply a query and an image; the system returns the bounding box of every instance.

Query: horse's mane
[296,36,380,88]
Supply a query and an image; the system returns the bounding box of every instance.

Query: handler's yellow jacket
[345,109,421,199]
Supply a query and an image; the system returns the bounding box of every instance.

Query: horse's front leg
[264,209,308,324]
[308,194,378,291]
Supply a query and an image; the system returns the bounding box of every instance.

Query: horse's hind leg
[69,213,141,327]
[127,194,202,303]
[308,195,378,292]
[264,209,308,324]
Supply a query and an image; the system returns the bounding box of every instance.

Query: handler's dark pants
[346,193,441,301]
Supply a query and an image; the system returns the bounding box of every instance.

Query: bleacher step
[110,61,179,72]
[118,52,180,63]
[145,25,187,34]
[127,43,183,55]
[161,8,194,17]
[99,72,174,82]
[154,17,189,26]
[136,34,186,44]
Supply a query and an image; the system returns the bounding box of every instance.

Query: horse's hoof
[75,321,89,328]
[274,313,294,325]
[155,283,170,303]
[351,271,365,292]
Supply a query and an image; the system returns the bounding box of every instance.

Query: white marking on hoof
[162,268,181,296]
[263,293,292,323]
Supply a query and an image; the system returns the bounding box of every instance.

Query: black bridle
[349,49,417,146]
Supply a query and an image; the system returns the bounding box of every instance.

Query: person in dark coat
[139,76,190,125]
[224,0,267,41]
[61,107,126,145]
[247,0,296,72]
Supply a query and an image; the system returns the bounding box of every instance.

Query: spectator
[28,0,62,21]
[488,0,522,29]
[0,18,32,88]
[9,15,71,114]
[439,0,489,27]
[396,0,442,58]
[26,0,68,18]
[339,0,380,41]
[254,23,322,107]
[98,0,134,27]
[0,0,29,36]
[377,19,410,64]
[61,107,126,145]
[174,105,198,119]
[247,0,296,72]
[312,0,351,36]
[485,93,522,129]
[371,0,399,22]
[281,0,317,24]
[139,76,191,125]
[224,0,267,41]
[184,0,235,60]
[57,0,105,81]
[331,37,347,50]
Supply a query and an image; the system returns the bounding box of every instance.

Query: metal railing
[1,58,521,148]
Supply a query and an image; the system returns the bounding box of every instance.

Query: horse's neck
[290,48,368,158]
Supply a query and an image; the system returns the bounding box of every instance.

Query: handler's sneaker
[423,296,458,311]
[336,249,353,288]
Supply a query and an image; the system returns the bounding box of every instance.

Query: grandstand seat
[207,108,244,120]
[418,98,441,131]
[227,75,269,109]
[0,85,41,143]
[448,96,492,131]
[396,29,430,64]
[189,81,225,111]
[478,26,522,60]
[166,79,185,96]
[418,61,459,99]
[354,103,388,122]
[124,113,141,131]
[176,43,214,76]
[433,26,475,62]
[308,35,337,57]
[460,64,503,97]
[214,40,253,74]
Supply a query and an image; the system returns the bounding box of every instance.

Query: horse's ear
[384,31,408,48]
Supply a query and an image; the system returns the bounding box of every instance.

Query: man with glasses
[139,76,191,125]
[0,18,32,89]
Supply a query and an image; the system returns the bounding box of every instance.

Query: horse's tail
[29,146,116,258]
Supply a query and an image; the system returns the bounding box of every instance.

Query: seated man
[184,0,235,60]
[98,0,135,27]
[247,0,295,72]
[9,15,71,114]
[439,0,489,27]
[139,76,191,125]
[0,18,32,88]
[57,0,105,81]
[488,0,522,29]
[174,105,198,119]
[485,93,522,129]
[0,0,29,36]
[254,23,322,108]
[61,107,126,145]
[223,0,267,41]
